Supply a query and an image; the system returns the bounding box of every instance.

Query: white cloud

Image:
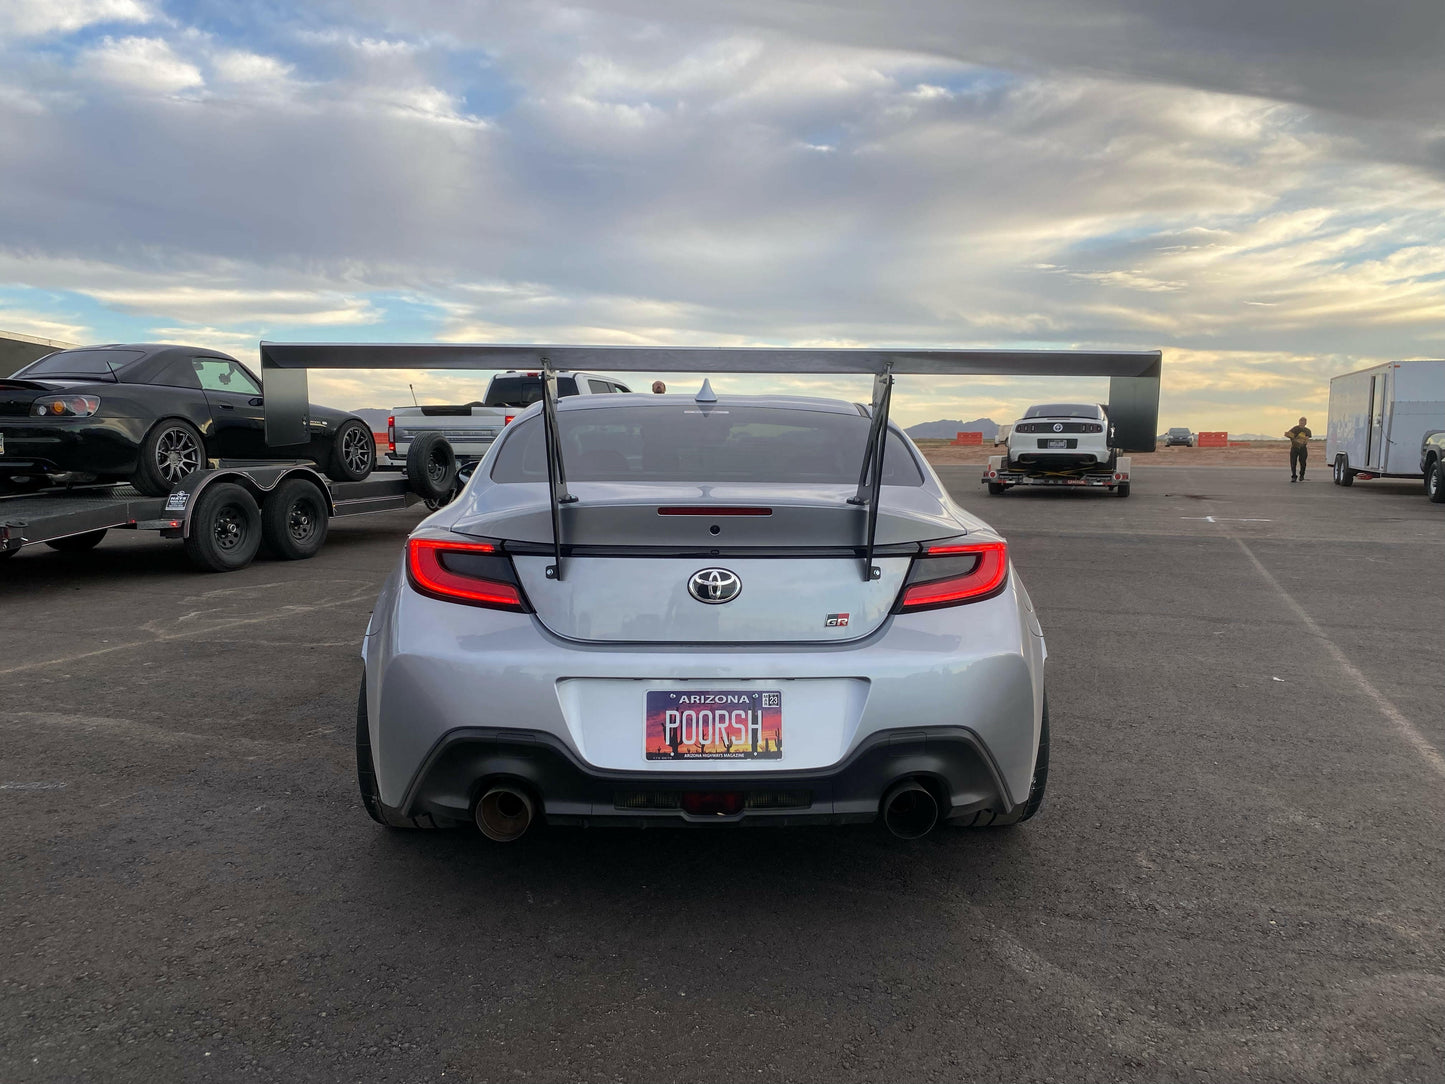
[0,309,90,344]
[0,0,151,38]
[79,36,204,94]
[210,49,295,86]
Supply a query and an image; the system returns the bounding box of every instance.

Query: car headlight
[32,395,100,418]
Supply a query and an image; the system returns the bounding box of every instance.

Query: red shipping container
[1197,431,1228,447]
[951,431,984,445]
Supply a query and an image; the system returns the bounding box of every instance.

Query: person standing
[1285,416,1311,481]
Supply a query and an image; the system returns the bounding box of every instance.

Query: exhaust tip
[475,785,535,842]
[881,779,939,839]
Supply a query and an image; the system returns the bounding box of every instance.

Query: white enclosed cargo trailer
[1326,360,1445,485]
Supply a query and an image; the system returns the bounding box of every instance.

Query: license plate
[0,432,5,455]
[1047,438,1068,448]
[645,689,782,760]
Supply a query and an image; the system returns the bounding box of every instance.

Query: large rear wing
[260,342,1161,578]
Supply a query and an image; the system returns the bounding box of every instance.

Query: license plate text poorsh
[645,690,782,760]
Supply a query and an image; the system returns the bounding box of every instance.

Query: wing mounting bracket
[541,361,576,581]
[848,362,894,582]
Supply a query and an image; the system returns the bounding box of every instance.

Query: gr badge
[824,613,850,627]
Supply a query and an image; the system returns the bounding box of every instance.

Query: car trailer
[982,454,1133,497]
[1,435,457,572]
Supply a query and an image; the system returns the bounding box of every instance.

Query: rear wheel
[1117,482,1131,498]
[132,419,205,497]
[1429,458,1445,504]
[986,482,1006,495]
[261,478,329,560]
[45,529,107,553]
[356,675,440,829]
[1336,454,1354,487]
[183,483,261,572]
[326,419,376,482]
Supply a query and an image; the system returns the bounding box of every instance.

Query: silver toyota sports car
[357,381,1050,841]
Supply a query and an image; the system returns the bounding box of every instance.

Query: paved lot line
[1228,531,1445,781]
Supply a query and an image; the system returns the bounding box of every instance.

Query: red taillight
[504,414,515,425]
[406,538,528,611]
[387,415,395,454]
[656,506,772,516]
[897,541,1009,612]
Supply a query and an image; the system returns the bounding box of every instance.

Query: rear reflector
[897,540,1009,612]
[406,537,528,611]
[656,507,772,516]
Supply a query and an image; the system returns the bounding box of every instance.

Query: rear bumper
[396,725,1017,827]
[0,418,142,476]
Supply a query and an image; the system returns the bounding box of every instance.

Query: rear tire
[261,478,329,560]
[356,675,439,829]
[45,529,107,552]
[1336,454,1354,487]
[131,419,205,497]
[183,483,261,572]
[955,695,1049,828]
[1429,458,1445,504]
[986,482,1006,495]
[325,419,376,482]
[1117,482,1131,497]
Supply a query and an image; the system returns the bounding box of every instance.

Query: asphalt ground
[1,465,1442,1084]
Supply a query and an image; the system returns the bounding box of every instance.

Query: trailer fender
[171,465,334,539]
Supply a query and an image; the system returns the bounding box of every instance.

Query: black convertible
[0,344,375,495]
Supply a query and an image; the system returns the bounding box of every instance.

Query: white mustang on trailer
[259,343,1162,842]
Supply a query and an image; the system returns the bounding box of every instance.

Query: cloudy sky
[3,0,1443,432]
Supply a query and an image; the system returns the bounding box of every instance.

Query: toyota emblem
[688,568,741,604]
[1052,422,1063,432]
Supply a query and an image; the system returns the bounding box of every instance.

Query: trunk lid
[452,483,968,643]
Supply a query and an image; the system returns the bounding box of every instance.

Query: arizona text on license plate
[645,689,782,760]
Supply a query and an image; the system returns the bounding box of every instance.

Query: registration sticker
[165,491,189,511]
[645,689,782,760]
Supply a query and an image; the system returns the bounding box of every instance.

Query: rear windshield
[484,375,578,407]
[1022,403,1100,419]
[1168,428,1190,435]
[19,348,144,379]
[491,405,925,486]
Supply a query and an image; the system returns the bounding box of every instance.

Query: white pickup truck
[387,370,633,466]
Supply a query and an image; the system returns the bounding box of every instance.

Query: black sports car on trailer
[0,344,375,495]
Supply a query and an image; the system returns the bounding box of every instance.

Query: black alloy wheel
[1429,459,1445,504]
[326,419,376,482]
[133,420,205,496]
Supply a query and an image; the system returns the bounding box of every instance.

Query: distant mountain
[351,408,392,432]
[906,418,999,440]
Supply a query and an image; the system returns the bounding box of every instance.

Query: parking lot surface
[2,466,1443,1083]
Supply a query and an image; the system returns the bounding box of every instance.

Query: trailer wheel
[986,482,1006,495]
[261,478,330,560]
[406,432,458,502]
[325,419,376,482]
[1117,482,1131,497]
[1336,454,1354,487]
[45,529,107,553]
[1429,458,1445,504]
[184,482,261,572]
